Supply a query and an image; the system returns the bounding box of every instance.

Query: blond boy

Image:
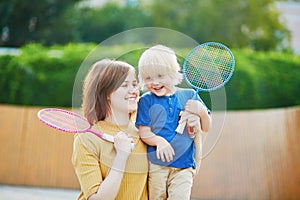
[136,45,211,200]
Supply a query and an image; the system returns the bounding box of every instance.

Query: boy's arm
[184,100,211,133]
[139,125,175,162]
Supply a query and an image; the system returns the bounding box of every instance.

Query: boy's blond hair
[138,45,183,89]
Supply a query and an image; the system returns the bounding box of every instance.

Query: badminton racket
[38,108,135,148]
[176,42,235,134]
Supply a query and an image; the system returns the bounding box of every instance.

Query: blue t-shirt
[136,88,208,169]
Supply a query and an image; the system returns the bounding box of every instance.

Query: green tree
[148,0,291,51]
[73,3,152,43]
[0,0,81,47]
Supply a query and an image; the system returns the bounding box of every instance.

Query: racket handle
[102,133,115,143]
[175,120,187,134]
[188,126,195,135]
[176,92,197,134]
[90,130,135,149]
[131,143,136,150]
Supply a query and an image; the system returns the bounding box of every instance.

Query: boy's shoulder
[175,87,195,95]
[174,87,195,104]
[139,91,155,104]
[140,91,152,98]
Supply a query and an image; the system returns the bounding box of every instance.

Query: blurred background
[0,0,299,199]
[0,0,300,109]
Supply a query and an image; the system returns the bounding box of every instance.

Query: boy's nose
[151,79,160,85]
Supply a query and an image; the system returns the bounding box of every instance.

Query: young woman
[72,59,148,200]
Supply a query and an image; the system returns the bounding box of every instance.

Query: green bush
[0,43,299,110]
[0,43,95,106]
[225,49,300,110]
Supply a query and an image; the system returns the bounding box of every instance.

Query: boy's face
[143,73,175,96]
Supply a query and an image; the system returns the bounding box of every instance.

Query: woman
[72,59,148,200]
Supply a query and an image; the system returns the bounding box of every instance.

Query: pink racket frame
[37,108,135,149]
[37,108,115,143]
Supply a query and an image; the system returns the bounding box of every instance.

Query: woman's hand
[114,131,133,158]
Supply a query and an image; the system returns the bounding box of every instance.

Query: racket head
[183,42,235,92]
[37,108,90,133]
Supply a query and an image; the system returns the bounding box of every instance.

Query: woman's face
[110,69,139,114]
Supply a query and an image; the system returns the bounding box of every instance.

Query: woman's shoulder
[73,132,103,152]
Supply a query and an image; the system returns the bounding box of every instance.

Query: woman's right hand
[114,131,133,158]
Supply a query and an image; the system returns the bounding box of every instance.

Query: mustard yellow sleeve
[72,134,102,199]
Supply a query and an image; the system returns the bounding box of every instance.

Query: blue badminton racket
[176,42,235,134]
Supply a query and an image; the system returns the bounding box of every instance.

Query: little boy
[135,45,211,200]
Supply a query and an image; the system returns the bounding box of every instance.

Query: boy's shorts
[149,162,196,200]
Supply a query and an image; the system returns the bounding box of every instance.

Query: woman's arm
[72,132,133,200]
[88,132,133,200]
[139,125,174,162]
[88,155,128,200]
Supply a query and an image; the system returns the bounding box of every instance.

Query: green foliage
[0,0,292,52]
[0,43,299,109]
[148,0,291,51]
[68,3,152,43]
[0,43,95,106]
[0,0,82,46]
[225,49,300,109]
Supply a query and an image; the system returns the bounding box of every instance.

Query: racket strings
[40,111,89,131]
[185,45,233,90]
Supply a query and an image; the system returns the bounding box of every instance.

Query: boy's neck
[165,86,177,96]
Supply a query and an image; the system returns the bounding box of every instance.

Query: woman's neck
[104,111,130,126]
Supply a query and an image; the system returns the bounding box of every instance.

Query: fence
[191,106,300,199]
[0,105,78,189]
[0,104,299,199]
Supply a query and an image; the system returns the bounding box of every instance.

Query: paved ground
[0,185,80,200]
[0,185,201,199]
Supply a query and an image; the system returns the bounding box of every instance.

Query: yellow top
[72,121,148,200]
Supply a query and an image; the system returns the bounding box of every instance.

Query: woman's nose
[129,85,138,93]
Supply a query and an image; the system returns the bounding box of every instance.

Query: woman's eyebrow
[123,80,138,83]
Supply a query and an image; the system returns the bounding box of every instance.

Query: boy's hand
[179,111,201,135]
[185,100,207,117]
[155,136,175,162]
[179,110,200,126]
